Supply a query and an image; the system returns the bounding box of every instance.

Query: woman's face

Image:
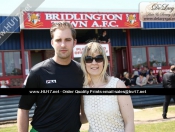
[159,70,162,74]
[85,52,104,77]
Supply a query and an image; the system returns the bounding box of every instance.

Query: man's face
[103,31,107,36]
[51,28,76,60]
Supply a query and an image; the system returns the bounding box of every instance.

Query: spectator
[99,30,110,43]
[147,69,158,84]
[130,70,139,86]
[123,72,131,88]
[162,65,175,119]
[136,72,147,87]
[157,69,163,83]
[119,73,124,80]
[138,66,142,74]
[142,66,150,81]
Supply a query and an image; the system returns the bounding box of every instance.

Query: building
[1,11,175,88]
[0,0,175,89]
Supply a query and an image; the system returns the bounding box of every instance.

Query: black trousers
[163,95,175,117]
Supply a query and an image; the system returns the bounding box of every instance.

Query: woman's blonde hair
[80,42,109,86]
[123,72,128,78]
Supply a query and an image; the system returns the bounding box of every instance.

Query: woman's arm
[136,77,141,86]
[117,81,135,132]
[142,77,148,85]
[80,96,88,124]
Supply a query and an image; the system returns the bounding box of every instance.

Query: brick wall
[10,78,24,88]
[44,50,55,59]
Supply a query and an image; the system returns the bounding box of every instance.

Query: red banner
[23,12,141,29]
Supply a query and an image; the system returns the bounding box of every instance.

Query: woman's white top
[83,76,124,132]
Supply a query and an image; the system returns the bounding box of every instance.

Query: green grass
[0,125,32,132]
[155,106,175,113]
[135,121,175,132]
[0,121,175,132]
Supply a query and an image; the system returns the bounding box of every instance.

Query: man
[140,66,149,82]
[162,65,175,119]
[99,30,110,43]
[17,21,84,132]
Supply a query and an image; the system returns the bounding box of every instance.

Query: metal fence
[0,96,35,122]
[131,84,164,106]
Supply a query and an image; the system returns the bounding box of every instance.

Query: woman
[123,72,131,88]
[147,69,158,84]
[136,72,147,86]
[157,69,163,83]
[130,70,139,86]
[80,42,134,132]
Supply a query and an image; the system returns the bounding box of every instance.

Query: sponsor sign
[153,69,169,74]
[73,44,110,58]
[139,2,175,22]
[46,80,57,84]
[23,12,141,29]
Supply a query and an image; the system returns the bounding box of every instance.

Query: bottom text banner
[0,88,174,95]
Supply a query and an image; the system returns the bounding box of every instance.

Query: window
[148,47,166,67]
[168,46,175,66]
[131,48,147,68]
[0,53,2,76]
[4,52,22,76]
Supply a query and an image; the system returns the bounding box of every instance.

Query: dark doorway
[115,47,128,78]
[31,50,44,67]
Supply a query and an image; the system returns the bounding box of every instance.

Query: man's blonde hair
[50,21,76,39]
[80,42,109,86]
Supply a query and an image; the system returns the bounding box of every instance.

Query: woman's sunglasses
[85,55,104,63]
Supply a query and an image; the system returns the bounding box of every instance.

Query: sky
[0,0,169,16]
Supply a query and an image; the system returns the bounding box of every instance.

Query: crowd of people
[120,65,175,120]
[120,66,165,88]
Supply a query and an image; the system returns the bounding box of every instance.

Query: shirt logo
[46,80,57,84]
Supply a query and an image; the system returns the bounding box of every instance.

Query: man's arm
[17,109,29,132]
[99,36,106,43]
[107,38,110,43]
[17,70,38,132]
